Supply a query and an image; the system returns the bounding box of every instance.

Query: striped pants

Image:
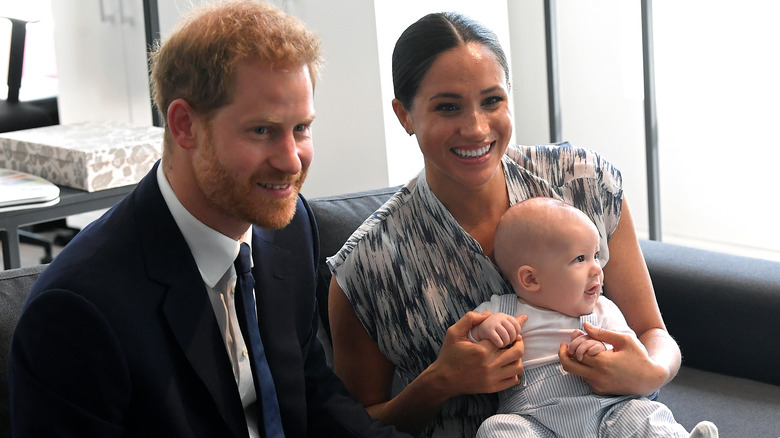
[476,362,688,438]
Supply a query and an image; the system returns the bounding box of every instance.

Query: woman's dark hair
[392,12,509,109]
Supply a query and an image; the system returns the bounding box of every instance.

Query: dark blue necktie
[234,242,285,437]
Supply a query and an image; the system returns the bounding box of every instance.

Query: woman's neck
[428,169,509,259]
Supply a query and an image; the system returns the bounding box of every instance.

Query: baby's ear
[517,266,540,292]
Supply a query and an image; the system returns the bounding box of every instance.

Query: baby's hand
[567,329,607,361]
[468,313,522,348]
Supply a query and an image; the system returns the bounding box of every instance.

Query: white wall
[51,0,153,125]
[289,0,391,197]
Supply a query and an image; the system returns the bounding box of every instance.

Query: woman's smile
[452,141,495,159]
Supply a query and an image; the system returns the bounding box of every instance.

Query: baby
[470,197,717,438]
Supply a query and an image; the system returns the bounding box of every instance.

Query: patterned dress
[328,143,623,437]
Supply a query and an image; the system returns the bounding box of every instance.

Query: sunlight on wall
[546,0,780,261]
[653,1,780,261]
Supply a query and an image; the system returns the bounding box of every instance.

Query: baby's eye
[594,251,601,261]
[574,255,585,263]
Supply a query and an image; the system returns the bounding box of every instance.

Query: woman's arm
[559,196,681,396]
[329,278,525,435]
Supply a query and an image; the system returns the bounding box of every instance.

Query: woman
[328,12,681,437]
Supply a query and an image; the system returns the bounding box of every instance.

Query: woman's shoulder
[507,142,613,169]
[326,177,422,271]
[505,142,622,190]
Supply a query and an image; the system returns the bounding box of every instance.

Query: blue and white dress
[328,143,623,437]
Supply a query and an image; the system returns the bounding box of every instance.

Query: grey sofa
[308,187,780,438]
[2,187,779,437]
[0,264,45,438]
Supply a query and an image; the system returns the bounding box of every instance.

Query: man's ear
[517,266,541,292]
[167,98,199,150]
[392,98,413,135]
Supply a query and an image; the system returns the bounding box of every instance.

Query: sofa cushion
[657,366,780,437]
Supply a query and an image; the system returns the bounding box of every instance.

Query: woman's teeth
[453,142,492,158]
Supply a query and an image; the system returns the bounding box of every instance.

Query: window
[511,0,780,262]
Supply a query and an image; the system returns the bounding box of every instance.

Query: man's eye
[254,127,268,135]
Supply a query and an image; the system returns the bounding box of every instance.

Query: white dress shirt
[156,165,259,437]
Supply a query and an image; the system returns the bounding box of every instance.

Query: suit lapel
[252,227,308,435]
[162,279,248,438]
[133,163,247,437]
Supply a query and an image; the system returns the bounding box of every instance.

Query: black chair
[0,16,58,132]
[1,16,62,264]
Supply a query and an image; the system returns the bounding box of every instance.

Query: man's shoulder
[27,192,173,308]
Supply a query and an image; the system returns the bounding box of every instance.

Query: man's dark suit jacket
[9,162,405,437]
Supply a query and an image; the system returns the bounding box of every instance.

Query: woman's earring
[407,130,414,136]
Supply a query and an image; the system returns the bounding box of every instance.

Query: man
[9,2,408,437]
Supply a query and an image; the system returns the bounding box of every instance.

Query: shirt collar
[156,164,252,288]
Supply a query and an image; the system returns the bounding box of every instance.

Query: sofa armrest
[640,240,780,386]
[1,264,46,437]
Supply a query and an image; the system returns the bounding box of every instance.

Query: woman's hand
[425,311,527,397]
[330,280,526,435]
[558,322,669,396]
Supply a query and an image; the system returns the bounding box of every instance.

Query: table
[0,184,134,269]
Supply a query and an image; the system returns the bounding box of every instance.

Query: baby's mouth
[585,283,601,296]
